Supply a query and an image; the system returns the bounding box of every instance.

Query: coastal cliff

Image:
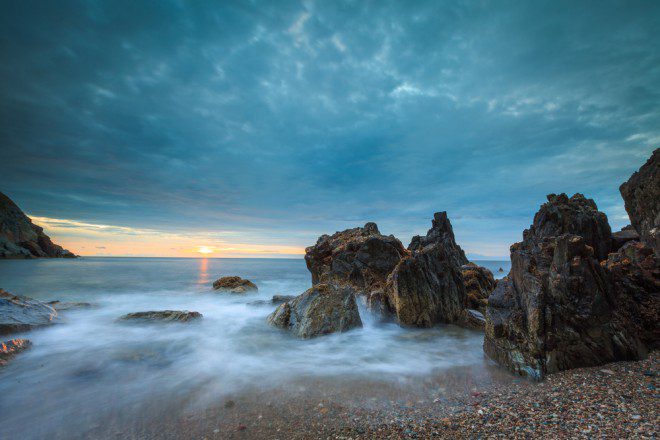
[0,191,76,259]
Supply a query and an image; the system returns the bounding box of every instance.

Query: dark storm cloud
[1,0,659,256]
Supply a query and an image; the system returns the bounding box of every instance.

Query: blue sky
[1,0,658,258]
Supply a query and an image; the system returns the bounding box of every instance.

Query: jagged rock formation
[266,283,362,339]
[304,222,406,310]
[0,191,76,258]
[212,276,258,293]
[0,289,58,335]
[303,212,477,328]
[0,338,31,367]
[461,263,497,313]
[620,148,659,254]
[385,213,469,327]
[484,189,659,379]
[119,310,202,322]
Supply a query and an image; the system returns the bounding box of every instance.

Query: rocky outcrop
[0,289,58,335]
[303,213,475,328]
[461,263,497,313]
[212,276,258,293]
[523,193,612,261]
[266,284,362,339]
[620,149,659,254]
[304,223,406,311]
[0,338,31,367]
[119,310,202,322]
[484,192,658,379]
[0,191,76,258]
[385,214,468,327]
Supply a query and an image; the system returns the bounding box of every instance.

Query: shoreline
[33,352,654,440]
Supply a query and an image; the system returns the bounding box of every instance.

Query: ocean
[0,257,511,438]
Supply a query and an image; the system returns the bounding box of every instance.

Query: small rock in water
[224,400,235,409]
[119,310,202,322]
[212,276,257,293]
[0,338,32,366]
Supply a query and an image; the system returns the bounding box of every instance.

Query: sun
[197,246,214,255]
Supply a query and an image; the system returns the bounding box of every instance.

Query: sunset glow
[28,215,306,258]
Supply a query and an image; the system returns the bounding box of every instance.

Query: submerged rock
[619,148,659,254]
[0,338,31,366]
[119,310,202,322]
[266,283,362,339]
[0,289,58,335]
[385,213,468,327]
[248,295,297,306]
[461,262,496,313]
[304,222,406,309]
[0,191,76,259]
[212,276,258,293]
[47,300,94,311]
[484,193,657,379]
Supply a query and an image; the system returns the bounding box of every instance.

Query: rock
[0,191,76,258]
[498,267,504,272]
[212,276,257,293]
[266,283,362,339]
[464,309,486,329]
[385,213,468,327]
[271,294,295,304]
[0,289,58,335]
[461,263,496,313]
[47,300,94,311]
[0,338,31,366]
[523,193,612,261]
[484,193,655,379]
[408,212,468,267]
[304,222,406,309]
[619,149,659,254]
[119,310,202,322]
[248,295,296,306]
[611,225,640,251]
[604,241,659,350]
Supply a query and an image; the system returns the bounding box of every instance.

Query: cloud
[1,1,658,257]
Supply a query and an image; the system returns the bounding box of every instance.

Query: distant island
[0,192,76,259]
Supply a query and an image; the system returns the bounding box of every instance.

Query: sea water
[0,257,510,438]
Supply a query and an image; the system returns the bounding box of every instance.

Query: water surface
[0,257,511,439]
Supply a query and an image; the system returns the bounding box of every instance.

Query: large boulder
[0,338,32,367]
[0,191,76,258]
[212,276,258,293]
[461,263,497,313]
[119,310,202,322]
[484,193,656,379]
[620,148,659,254]
[266,283,362,339]
[611,225,640,251]
[0,289,58,335]
[384,213,468,327]
[304,222,407,309]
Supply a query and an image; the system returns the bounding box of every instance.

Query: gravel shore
[36,353,658,439]
[344,352,659,439]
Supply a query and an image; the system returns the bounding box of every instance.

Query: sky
[1,0,659,258]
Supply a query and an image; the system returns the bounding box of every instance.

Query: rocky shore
[0,191,76,258]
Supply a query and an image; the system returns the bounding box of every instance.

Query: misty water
[0,257,511,438]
